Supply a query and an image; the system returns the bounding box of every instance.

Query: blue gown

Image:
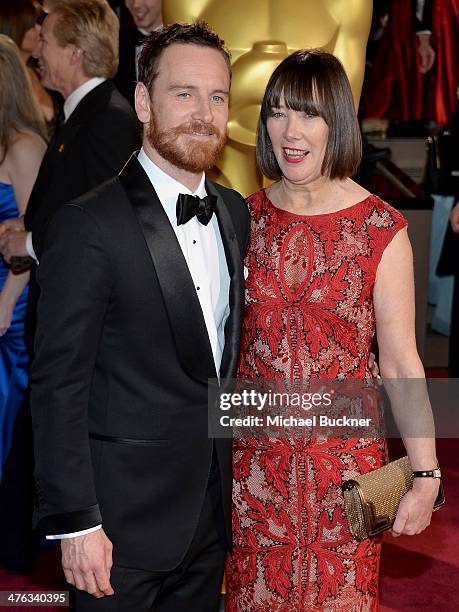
[0,182,28,481]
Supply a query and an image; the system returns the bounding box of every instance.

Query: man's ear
[135,82,152,125]
[69,46,84,68]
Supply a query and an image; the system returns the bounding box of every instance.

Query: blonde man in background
[0,0,140,346]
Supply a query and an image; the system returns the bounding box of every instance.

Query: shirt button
[196,286,200,290]
[193,240,197,244]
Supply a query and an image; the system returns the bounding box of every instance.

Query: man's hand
[0,216,25,237]
[417,33,436,73]
[450,202,459,233]
[0,230,29,262]
[61,528,114,598]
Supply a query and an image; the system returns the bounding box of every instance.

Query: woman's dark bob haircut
[256,49,362,181]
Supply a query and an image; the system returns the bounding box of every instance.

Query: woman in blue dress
[0,34,46,569]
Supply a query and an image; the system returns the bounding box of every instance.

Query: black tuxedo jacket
[114,27,138,107]
[31,155,249,571]
[24,80,141,260]
[414,0,432,32]
[438,216,459,277]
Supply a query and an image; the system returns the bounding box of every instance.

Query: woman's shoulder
[3,130,46,181]
[339,180,405,223]
[365,193,408,229]
[10,129,45,148]
[245,188,274,222]
[7,130,46,163]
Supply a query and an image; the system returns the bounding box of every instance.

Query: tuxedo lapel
[206,181,245,381]
[118,154,217,383]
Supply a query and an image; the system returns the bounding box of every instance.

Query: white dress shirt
[26,77,107,262]
[63,77,106,121]
[137,148,231,371]
[47,147,231,540]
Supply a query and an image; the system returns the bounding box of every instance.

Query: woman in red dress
[226,50,441,611]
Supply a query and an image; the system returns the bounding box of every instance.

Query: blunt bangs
[261,67,324,121]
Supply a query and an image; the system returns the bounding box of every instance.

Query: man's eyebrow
[169,84,197,90]
[168,84,230,95]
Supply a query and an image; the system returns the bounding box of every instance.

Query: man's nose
[192,97,213,123]
[32,39,42,60]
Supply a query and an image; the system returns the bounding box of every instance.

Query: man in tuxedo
[114,0,163,105]
[31,21,249,611]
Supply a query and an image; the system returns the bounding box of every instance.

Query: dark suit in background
[414,0,432,31]
[25,79,140,260]
[24,79,140,346]
[437,102,459,377]
[438,222,459,376]
[114,27,139,107]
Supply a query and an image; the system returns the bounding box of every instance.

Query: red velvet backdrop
[362,0,459,125]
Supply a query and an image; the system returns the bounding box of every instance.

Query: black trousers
[69,453,227,612]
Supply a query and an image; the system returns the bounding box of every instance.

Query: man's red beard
[147,111,228,173]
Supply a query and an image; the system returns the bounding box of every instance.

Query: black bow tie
[136,31,149,46]
[176,194,217,226]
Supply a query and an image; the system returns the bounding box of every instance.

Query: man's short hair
[49,0,119,79]
[138,21,231,94]
[257,49,362,181]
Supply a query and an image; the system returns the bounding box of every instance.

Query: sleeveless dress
[0,182,29,481]
[226,189,407,611]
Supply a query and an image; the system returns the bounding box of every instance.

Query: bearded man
[31,22,249,611]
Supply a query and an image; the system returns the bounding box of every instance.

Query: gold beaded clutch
[342,456,446,541]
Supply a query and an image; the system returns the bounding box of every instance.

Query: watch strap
[412,468,441,478]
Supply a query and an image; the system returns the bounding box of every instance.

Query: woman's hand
[450,202,459,233]
[0,216,25,237]
[391,478,440,537]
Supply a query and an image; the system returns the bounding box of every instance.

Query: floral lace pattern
[226,190,407,611]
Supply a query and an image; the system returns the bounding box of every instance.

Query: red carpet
[0,548,66,611]
[0,439,457,610]
[380,438,459,611]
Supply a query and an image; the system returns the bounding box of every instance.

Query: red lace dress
[226,189,407,612]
